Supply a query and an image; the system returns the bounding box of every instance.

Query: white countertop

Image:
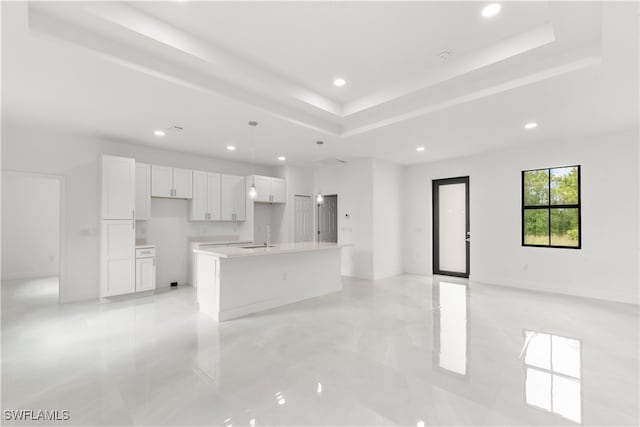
[190,238,253,247]
[194,241,345,259]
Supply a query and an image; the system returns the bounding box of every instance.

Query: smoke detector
[439,49,453,61]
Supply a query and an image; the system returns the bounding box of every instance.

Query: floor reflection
[522,330,582,423]
[433,279,469,377]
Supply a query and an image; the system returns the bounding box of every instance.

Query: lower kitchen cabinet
[136,257,156,292]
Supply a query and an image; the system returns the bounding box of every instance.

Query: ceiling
[1,1,638,166]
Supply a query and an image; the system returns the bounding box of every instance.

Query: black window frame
[521,165,581,249]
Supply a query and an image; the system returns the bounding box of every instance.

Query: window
[522,166,580,248]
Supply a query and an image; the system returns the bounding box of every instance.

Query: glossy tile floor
[2,275,638,426]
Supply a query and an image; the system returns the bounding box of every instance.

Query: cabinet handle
[153,258,155,266]
[132,210,135,219]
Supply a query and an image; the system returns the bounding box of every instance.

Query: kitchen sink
[240,245,276,249]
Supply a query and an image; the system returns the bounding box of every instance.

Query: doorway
[317,195,338,243]
[1,171,66,306]
[432,177,469,278]
[293,195,313,242]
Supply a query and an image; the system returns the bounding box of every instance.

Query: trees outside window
[522,166,580,248]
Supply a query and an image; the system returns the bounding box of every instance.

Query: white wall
[403,130,639,304]
[372,159,404,280]
[2,123,274,302]
[1,172,60,280]
[315,159,374,279]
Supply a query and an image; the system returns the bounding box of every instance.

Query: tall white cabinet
[221,174,246,221]
[100,155,136,297]
[189,171,221,221]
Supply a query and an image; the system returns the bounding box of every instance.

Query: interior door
[294,195,313,242]
[433,177,470,278]
[317,195,338,243]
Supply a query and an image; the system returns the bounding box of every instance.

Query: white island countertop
[194,241,345,259]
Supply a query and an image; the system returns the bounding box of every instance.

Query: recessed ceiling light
[154,130,165,136]
[226,145,236,151]
[482,3,501,18]
[333,78,346,87]
[524,122,538,130]
[416,146,425,152]
[278,156,286,161]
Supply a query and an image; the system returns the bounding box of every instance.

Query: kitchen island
[194,242,344,321]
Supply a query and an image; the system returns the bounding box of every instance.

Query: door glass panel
[438,183,466,273]
[524,209,549,245]
[550,208,579,247]
[524,169,549,206]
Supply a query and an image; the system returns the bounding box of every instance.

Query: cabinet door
[220,174,235,221]
[190,170,208,221]
[173,168,193,199]
[135,163,151,220]
[254,175,271,203]
[207,172,221,221]
[151,165,173,197]
[270,178,286,203]
[101,220,135,297]
[136,257,156,292]
[101,155,135,220]
[233,176,246,221]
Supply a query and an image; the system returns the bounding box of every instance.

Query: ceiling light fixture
[416,146,425,152]
[248,121,258,199]
[154,130,165,136]
[278,156,286,161]
[333,78,346,87]
[226,145,236,151]
[524,122,538,130]
[482,3,501,18]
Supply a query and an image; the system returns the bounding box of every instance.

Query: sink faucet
[265,225,271,247]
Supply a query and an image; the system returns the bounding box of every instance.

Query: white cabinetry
[100,155,136,298]
[151,165,193,199]
[189,171,221,221]
[135,247,156,292]
[101,155,135,220]
[135,163,151,220]
[221,174,246,221]
[101,220,135,296]
[250,175,286,204]
[270,178,286,203]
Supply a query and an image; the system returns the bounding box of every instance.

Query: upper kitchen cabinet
[151,165,193,199]
[190,171,221,221]
[101,155,135,220]
[135,163,151,220]
[221,174,246,221]
[250,175,286,203]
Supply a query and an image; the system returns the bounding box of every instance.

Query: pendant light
[248,121,258,199]
[315,140,324,205]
